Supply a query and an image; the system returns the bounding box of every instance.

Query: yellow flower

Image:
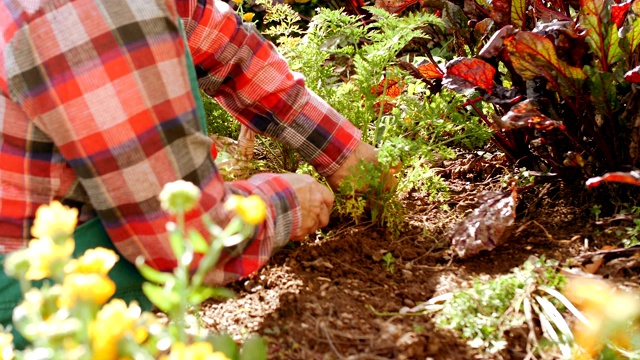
[161,342,230,360]
[224,195,267,225]
[25,236,75,280]
[242,12,255,22]
[89,299,147,360]
[564,277,640,359]
[31,201,78,239]
[232,0,242,4]
[58,273,116,308]
[0,333,13,360]
[159,180,202,214]
[65,248,119,275]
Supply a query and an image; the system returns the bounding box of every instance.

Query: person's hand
[277,173,334,240]
[325,140,400,192]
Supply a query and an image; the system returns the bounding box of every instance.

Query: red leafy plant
[424,0,640,257]
[440,0,640,180]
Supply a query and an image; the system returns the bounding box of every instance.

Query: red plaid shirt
[0,0,360,284]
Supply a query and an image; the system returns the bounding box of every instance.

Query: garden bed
[201,151,638,359]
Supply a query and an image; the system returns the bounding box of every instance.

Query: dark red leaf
[416,61,444,79]
[586,171,640,187]
[474,18,494,37]
[443,58,496,94]
[478,25,517,59]
[624,64,640,82]
[450,191,518,258]
[612,0,632,28]
[499,100,566,130]
[533,0,572,21]
[491,0,512,26]
[533,21,583,39]
[374,0,420,13]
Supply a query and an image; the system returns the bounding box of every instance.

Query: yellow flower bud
[25,237,75,281]
[65,247,119,275]
[159,180,202,214]
[162,342,231,360]
[31,201,78,239]
[242,12,255,22]
[0,333,14,360]
[58,273,116,308]
[89,299,145,360]
[224,194,267,225]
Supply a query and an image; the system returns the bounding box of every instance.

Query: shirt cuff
[231,173,301,252]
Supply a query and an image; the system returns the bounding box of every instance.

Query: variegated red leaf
[500,100,566,131]
[443,58,496,94]
[417,61,444,79]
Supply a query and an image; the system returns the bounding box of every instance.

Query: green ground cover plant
[436,258,570,357]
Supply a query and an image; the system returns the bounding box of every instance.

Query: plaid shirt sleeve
[0,0,300,284]
[177,0,362,177]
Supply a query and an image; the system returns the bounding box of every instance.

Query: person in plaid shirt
[0,0,380,286]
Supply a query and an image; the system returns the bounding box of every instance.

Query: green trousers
[0,218,151,349]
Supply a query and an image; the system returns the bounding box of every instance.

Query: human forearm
[178,0,362,177]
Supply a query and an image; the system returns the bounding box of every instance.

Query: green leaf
[142,283,179,313]
[580,0,623,69]
[135,257,173,285]
[622,18,640,54]
[585,67,619,120]
[187,285,235,306]
[511,0,526,28]
[169,229,185,259]
[188,229,209,254]
[208,333,239,360]
[505,31,587,97]
[442,1,468,30]
[239,334,267,360]
[605,24,623,65]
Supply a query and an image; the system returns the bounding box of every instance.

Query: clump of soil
[201,152,640,359]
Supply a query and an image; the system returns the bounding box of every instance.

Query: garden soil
[200,150,640,360]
